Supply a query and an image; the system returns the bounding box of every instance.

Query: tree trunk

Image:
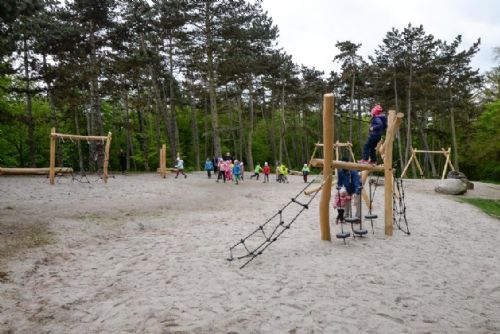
[190,82,200,170]
[405,64,416,177]
[137,105,150,171]
[23,37,35,167]
[74,110,84,173]
[89,26,103,172]
[393,73,405,172]
[450,106,459,171]
[205,2,222,157]
[269,95,277,164]
[246,81,255,171]
[236,93,244,160]
[349,71,355,143]
[168,39,180,156]
[123,90,134,171]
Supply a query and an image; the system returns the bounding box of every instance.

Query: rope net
[393,176,410,235]
[228,173,325,269]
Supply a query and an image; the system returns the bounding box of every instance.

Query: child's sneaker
[358,159,369,164]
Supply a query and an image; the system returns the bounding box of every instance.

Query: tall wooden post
[160,144,167,178]
[103,132,112,183]
[319,93,334,241]
[384,110,396,236]
[49,127,56,185]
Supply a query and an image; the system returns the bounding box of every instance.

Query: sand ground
[0,172,499,333]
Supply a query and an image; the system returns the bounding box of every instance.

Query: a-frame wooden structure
[401,147,455,179]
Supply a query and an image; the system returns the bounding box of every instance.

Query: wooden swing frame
[400,147,454,179]
[49,127,112,185]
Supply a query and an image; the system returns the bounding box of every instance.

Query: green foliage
[458,198,500,219]
[462,100,500,181]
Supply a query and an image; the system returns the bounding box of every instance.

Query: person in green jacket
[302,164,310,183]
[279,164,289,183]
[250,162,263,180]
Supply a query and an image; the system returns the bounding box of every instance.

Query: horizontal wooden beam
[0,167,73,175]
[315,142,352,148]
[310,159,384,172]
[52,132,111,141]
[413,150,449,154]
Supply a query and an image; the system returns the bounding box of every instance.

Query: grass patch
[458,198,500,219]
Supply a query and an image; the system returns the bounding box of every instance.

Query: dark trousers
[207,170,212,178]
[303,172,309,183]
[263,174,269,183]
[217,170,226,182]
[362,134,382,162]
[175,169,186,178]
[250,172,259,180]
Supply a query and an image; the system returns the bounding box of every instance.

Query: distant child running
[302,164,310,183]
[232,160,241,185]
[359,104,387,165]
[204,157,214,179]
[262,162,270,183]
[217,158,226,183]
[250,162,263,180]
[175,157,187,179]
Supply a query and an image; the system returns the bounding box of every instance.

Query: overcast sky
[260,0,500,76]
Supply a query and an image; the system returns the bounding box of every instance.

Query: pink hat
[371,104,383,116]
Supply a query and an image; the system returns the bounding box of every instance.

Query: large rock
[447,170,474,190]
[435,178,468,195]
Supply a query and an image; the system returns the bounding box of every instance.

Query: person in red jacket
[262,162,271,183]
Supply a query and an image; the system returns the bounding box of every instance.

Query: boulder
[447,170,474,189]
[435,178,468,195]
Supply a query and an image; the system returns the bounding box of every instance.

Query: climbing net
[393,176,410,235]
[228,173,324,269]
[55,137,107,184]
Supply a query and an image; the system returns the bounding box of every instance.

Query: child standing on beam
[359,104,387,165]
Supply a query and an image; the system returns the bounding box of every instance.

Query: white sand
[1,173,499,333]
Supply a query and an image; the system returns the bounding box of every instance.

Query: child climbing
[262,162,270,183]
[333,187,351,224]
[337,157,361,218]
[302,164,310,183]
[359,104,387,165]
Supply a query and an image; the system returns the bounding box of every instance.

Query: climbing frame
[315,94,404,237]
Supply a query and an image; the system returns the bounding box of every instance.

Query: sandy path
[1,173,499,333]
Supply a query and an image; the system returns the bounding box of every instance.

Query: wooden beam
[0,167,73,175]
[400,149,414,178]
[49,127,56,185]
[52,133,109,141]
[310,159,385,172]
[384,110,397,236]
[319,93,334,241]
[103,132,112,183]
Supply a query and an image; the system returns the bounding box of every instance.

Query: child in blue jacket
[359,105,387,164]
[204,158,214,179]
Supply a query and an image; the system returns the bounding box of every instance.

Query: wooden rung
[310,159,385,172]
[52,132,110,141]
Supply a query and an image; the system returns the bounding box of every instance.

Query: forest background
[0,0,499,181]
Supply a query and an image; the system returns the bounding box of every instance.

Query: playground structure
[315,94,404,238]
[49,127,112,185]
[401,147,455,179]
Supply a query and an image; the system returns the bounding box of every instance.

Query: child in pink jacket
[333,187,351,224]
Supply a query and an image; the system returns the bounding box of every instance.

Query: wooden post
[160,144,167,178]
[103,132,112,183]
[384,110,396,236]
[49,127,56,185]
[413,148,424,178]
[361,170,372,210]
[319,93,334,241]
[442,147,452,179]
